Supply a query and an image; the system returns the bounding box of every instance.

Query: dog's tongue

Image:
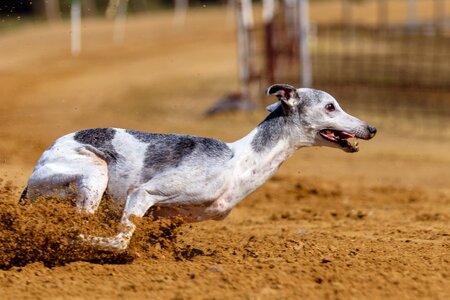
[339,131,354,139]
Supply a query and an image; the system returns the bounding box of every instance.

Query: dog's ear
[266,84,300,107]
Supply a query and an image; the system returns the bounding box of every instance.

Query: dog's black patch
[74,128,119,163]
[74,128,116,147]
[196,137,234,159]
[130,131,233,182]
[125,129,155,143]
[251,105,290,153]
[127,129,232,158]
[142,137,196,181]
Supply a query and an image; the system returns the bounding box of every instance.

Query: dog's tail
[18,186,28,205]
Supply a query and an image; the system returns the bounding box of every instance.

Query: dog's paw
[78,233,130,251]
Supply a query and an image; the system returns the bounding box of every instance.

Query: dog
[20,84,376,250]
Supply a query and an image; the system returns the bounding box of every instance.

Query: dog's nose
[367,125,377,138]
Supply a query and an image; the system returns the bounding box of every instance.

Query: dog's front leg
[81,188,158,251]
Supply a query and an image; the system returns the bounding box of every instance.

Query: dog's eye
[325,103,335,112]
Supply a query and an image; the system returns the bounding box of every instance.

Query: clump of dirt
[0,179,183,269]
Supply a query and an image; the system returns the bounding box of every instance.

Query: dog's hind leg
[26,148,109,214]
[74,164,109,214]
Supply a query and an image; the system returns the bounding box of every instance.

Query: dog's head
[266,83,376,152]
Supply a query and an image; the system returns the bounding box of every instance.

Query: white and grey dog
[21,84,376,250]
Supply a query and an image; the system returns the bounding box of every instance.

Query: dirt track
[0,7,449,300]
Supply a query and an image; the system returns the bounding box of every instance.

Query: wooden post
[299,0,312,87]
[283,0,298,38]
[235,0,254,100]
[113,0,128,45]
[263,0,276,84]
[263,0,275,23]
[174,0,188,27]
[241,0,254,28]
[71,0,82,56]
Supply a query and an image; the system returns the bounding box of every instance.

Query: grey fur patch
[299,89,325,105]
[125,129,154,143]
[251,105,290,153]
[143,137,196,179]
[74,128,119,162]
[197,137,233,159]
[129,130,233,182]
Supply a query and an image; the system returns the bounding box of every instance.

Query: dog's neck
[227,109,312,203]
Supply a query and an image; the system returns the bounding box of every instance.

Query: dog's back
[24,128,234,205]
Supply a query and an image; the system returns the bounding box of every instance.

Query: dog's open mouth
[319,129,359,152]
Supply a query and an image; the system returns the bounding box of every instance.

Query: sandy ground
[0,6,449,300]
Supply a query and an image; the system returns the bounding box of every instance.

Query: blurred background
[0,0,449,187]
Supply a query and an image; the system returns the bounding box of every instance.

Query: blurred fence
[252,0,450,135]
[310,24,450,126]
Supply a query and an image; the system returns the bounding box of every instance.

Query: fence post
[299,0,312,87]
[174,0,188,27]
[235,0,254,100]
[113,0,128,45]
[71,0,82,56]
[263,0,276,85]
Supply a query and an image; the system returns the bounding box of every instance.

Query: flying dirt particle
[297,229,307,235]
[346,209,367,219]
[208,265,222,272]
[320,258,331,264]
